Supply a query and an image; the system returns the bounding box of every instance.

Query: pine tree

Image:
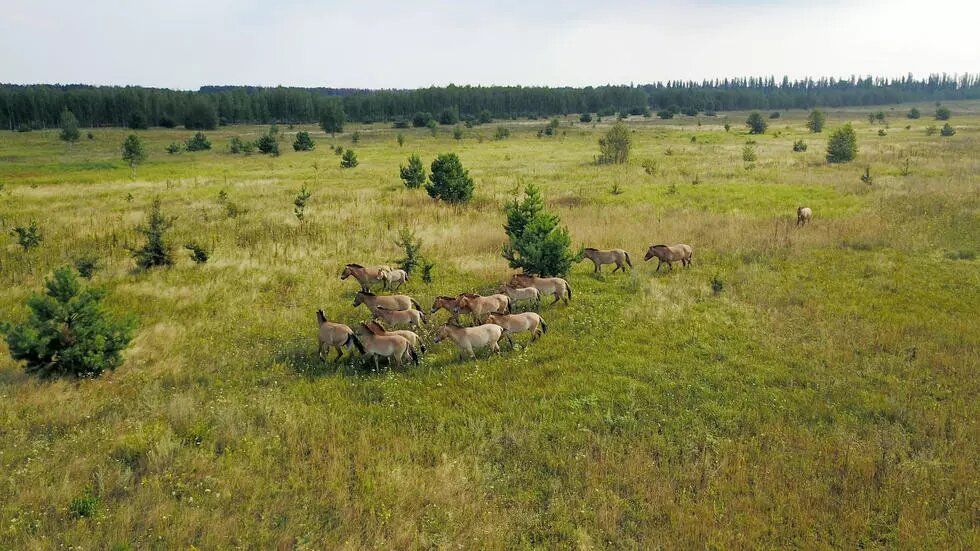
[425,153,473,203]
[131,198,174,269]
[502,184,580,276]
[597,123,631,164]
[59,108,80,145]
[399,153,426,189]
[745,112,768,134]
[319,100,345,136]
[826,124,858,163]
[806,109,826,133]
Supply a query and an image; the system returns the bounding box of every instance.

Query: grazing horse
[509,274,572,305]
[797,206,813,227]
[499,284,540,309]
[316,310,364,361]
[430,295,467,324]
[366,320,426,354]
[352,291,423,312]
[455,293,510,323]
[433,324,508,360]
[341,264,389,292]
[486,312,547,346]
[644,244,693,271]
[583,248,632,273]
[355,323,418,370]
[380,268,409,290]
[371,305,426,330]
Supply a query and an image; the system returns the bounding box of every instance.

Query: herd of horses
[318,206,813,369]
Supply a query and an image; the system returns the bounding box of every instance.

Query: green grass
[0,104,978,548]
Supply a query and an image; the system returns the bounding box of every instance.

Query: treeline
[3,74,978,130]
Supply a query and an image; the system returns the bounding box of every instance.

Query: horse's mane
[437,295,457,301]
[316,309,326,324]
[346,263,364,268]
[651,244,667,249]
[584,247,597,252]
[459,293,480,299]
[357,290,376,296]
[367,320,386,334]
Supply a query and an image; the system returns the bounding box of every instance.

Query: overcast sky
[2,0,977,89]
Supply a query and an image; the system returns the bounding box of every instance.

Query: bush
[597,123,631,164]
[184,242,209,263]
[394,228,429,274]
[425,153,473,203]
[656,110,674,119]
[12,220,43,251]
[477,110,493,124]
[185,132,211,151]
[351,131,360,144]
[427,119,438,136]
[742,144,757,162]
[453,125,464,140]
[907,108,921,119]
[74,254,100,279]
[502,183,579,277]
[294,185,311,221]
[806,109,826,133]
[935,106,951,120]
[878,129,887,137]
[127,111,148,130]
[925,125,937,136]
[680,107,698,117]
[400,153,426,189]
[229,136,250,154]
[412,112,433,127]
[769,111,780,119]
[397,133,405,147]
[121,134,146,178]
[826,123,858,163]
[293,131,315,151]
[184,98,218,130]
[59,108,80,143]
[1,266,134,378]
[158,115,177,128]
[940,123,956,137]
[494,126,511,140]
[579,113,593,123]
[723,122,731,132]
[256,129,280,156]
[792,140,808,152]
[438,107,459,125]
[340,149,358,168]
[745,112,768,134]
[131,198,174,270]
[165,141,183,154]
[69,488,100,518]
[319,100,345,136]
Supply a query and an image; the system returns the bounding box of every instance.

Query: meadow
[0,102,977,549]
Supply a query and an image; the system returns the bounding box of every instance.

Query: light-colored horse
[355,323,418,370]
[643,244,693,271]
[499,284,540,309]
[583,248,632,273]
[486,312,547,346]
[509,274,572,305]
[316,310,364,361]
[366,320,426,354]
[380,268,409,290]
[341,264,390,292]
[352,291,422,312]
[433,324,508,360]
[455,293,510,323]
[371,305,426,330]
[797,206,813,227]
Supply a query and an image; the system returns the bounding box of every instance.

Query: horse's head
[433,325,451,343]
[644,245,664,261]
[316,309,326,325]
[352,291,373,307]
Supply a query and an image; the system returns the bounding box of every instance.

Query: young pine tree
[399,153,426,189]
[425,153,473,203]
[131,198,174,269]
[502,183,580,277]
[826,123,858,163]
[59,108,80,145]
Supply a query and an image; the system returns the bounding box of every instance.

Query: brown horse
[430,296,468,324]
[455,293,510,323]
[341,264,390,292]
[352,291,422,312]
[583,248,632,273]
[509,274,571,305]
[643,244,693,271]
[316,310,364,361]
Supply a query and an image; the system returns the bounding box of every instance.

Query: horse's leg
[318,341,324,362]
[335,345,344,360]
[551,291,560,305]
[656,259,662,272]
[668,261,674,271]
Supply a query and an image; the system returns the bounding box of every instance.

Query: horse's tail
[418,310,428,324]
[505,295,512,312]
[410,298,423,311]
[539,318,548,334]
[408,344,419,365]
[347,333,365,355]
[624,251,633,268]
[565,280,572,301]
[418,340,427,354]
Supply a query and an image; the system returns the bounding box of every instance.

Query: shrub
[742,144,757,163]
[184,98,218,130]
[412,112,433,127]
[185,132,211,151]
[806,109,826,133]
[121,134,146,179]
[228,136,250,154]
[12,220,43,251]
[393,228,428,274]
[656,108,675,119]
[724,122,731,132]
[769,111,780,119]
[711,274,724,295]
[597,123,631,164]
[73,254,100,279]
[907,108,920,119]
[935,106,951,120]
[127,111,148,130]
[641,158,658,175]
[745,112,768,134]
[158,114,177,128]
[438,107,459,125]
[861,166,873,185]
[166,141,183,154]
[477,110,493,124]
[351,131,360,144]
[319,100,345,136]
[294,185,311,220]
[579,113,593,123]
[131,198,174,270]
[425,153,473,203]
[184,242,209,263]
[59,108,80,144]
[256,129,280,156]
[680,107,698,117]
[400,153,426,189]
[826,123,858,163]
[87,132,94,140]
[940,123,956,137]
[340,149,358,168]
[792,140,808,152]
[502,183,579,277]
[494,126,511,140]
[334,145,344,155]
[293,131,315,151]
[69,488,100,518]
[1,266,134,378]
[427,119,438,136]
[925,125,937,136]
[453,125,464,140]
[396,133,405,147]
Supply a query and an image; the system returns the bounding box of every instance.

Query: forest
[3,73,979,130]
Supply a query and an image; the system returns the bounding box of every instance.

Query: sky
[1,0,978,90]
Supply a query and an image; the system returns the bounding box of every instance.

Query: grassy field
[0,102,977,549]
